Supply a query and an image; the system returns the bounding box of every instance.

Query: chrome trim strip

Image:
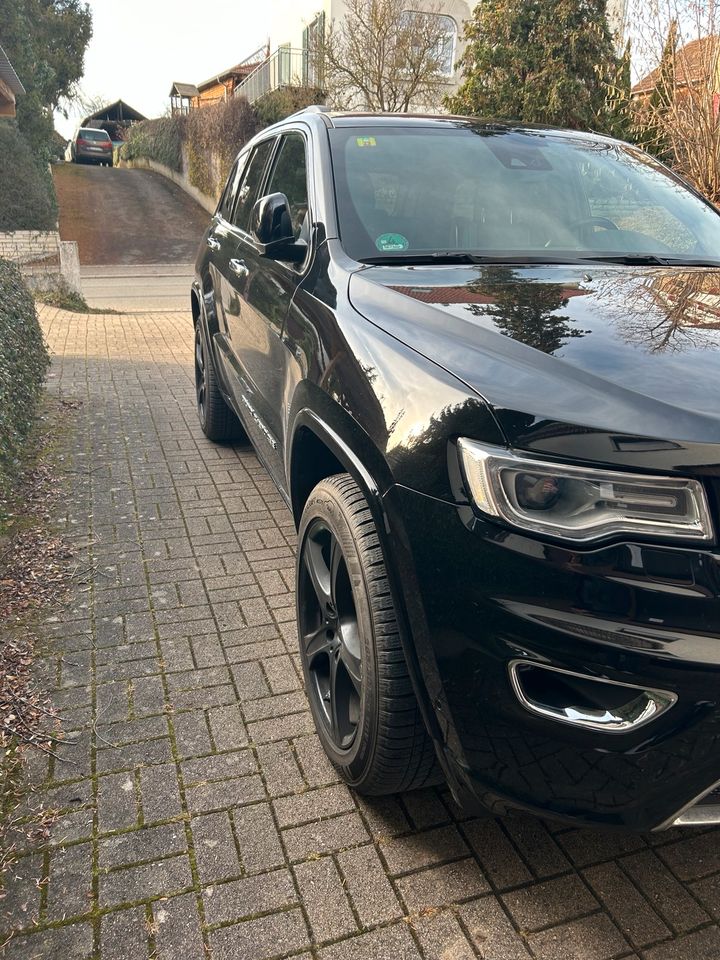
[655,778,720,830]
[508,659,677,734]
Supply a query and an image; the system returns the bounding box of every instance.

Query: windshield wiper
[359,252,591,266]
[578,254,720,267]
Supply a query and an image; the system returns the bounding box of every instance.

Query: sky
[55,0,273,137]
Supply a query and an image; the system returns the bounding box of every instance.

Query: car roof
[293,110,621,146]
[79,126,111,135]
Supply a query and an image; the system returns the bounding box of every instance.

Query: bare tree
[313,0,455,112]
[631,0,720,200]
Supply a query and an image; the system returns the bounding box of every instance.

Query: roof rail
[288,104,332,118]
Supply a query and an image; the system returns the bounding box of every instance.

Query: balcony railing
[235,47,320,105]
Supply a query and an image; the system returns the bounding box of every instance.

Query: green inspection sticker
[375,233,410,252]
[355,136,377,147]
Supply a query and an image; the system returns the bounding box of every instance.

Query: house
[171,45,268,115]
[80,99,147,143]
[0,42,24,119]
[236,0,629,109]
[632,34,720,109]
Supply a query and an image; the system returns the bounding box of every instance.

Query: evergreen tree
[446,0,621,132]
[605,39,634,141]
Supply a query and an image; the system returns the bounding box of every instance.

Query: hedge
[122,88,323,201]
[0,260,50,517]
[0,123,57,231]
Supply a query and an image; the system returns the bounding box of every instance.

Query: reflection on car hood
[348,263,720,454]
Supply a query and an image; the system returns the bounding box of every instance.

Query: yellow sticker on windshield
[356,136,377,147]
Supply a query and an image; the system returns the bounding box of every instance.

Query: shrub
[122,116,184,172]
[184,97,261,199]
[0,123,57,231]
[253,87,325,127]
[0,260,50,517]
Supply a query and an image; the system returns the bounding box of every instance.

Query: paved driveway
[5,306,720,960]
[53,164,209,310]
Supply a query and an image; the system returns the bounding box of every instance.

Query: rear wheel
[297,474,440,795]
[194,323,246,443]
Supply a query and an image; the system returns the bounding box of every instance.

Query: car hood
[348,263,720,464]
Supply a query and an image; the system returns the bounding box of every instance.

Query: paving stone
[337,844,404,925]
[380,824,469,875]
[255,740,306,796]
[100,905,150,960]
[642,926,720,960]
[233,802,286,874]
[185,773,265,813]
[583,861,671,947]
[99,822,186,869]
[1,854,44,930]
[503,815,572,878]
[317,923,421,960]
[49,807,94,846]
[412,910,477,960]
[621,849,711,932]
[401,789,451,830]
[5,922,94,960]
[97,735,173,774]
[173,710,212,757]
[273,784,355,828]
[284,811,370,861]
[527,913,630,960]
[556,828,646,868]
[294,733,342,788]
[397,857,490,911]
[502,873,598,933]
[46,840,93,919]
[209,908,309,960]
[459,897,533,960]
[657,833,720,882]
[182,748,256,785]
[207,704,248,751]
[191,811,241,883]
[152,892,206,960]
[294,856,357,942]
[98,771,139,833]
[139,762,183,823]
[203,868,296,924]
[463,819,533,889]
[100,853,193,907]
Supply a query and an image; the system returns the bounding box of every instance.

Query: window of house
[232,139,276,231]
[303,12,326,86]
[265,133,309,241]
[403,11,457,76]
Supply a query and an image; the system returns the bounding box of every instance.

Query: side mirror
[251,193,305,261]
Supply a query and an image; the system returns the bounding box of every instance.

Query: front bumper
[387,484,720,831]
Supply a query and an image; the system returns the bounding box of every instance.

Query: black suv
[192,108,720,831]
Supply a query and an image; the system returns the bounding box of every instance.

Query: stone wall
[0,230,82,294]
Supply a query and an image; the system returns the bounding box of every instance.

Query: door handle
[207,237,221,251]
[229,258,249,279]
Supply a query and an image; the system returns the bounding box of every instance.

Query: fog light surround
[457,439,714,544]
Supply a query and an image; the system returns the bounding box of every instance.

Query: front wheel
[296,474,440,795]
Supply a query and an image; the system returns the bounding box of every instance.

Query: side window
[232,139,276,231]
[265,133,309,240]
[217,158,240,221]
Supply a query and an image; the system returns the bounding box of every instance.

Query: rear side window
[217,157,244,221]
[265,133,309,240]
[232,139,275,231]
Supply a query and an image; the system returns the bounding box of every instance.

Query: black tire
[194,322,246,443]
[297,474,440,795]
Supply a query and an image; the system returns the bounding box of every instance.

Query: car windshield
[328,126,720,265]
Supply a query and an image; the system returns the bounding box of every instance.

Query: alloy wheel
[298,520,363,751]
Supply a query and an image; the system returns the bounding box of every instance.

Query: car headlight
[457,439,714,544]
